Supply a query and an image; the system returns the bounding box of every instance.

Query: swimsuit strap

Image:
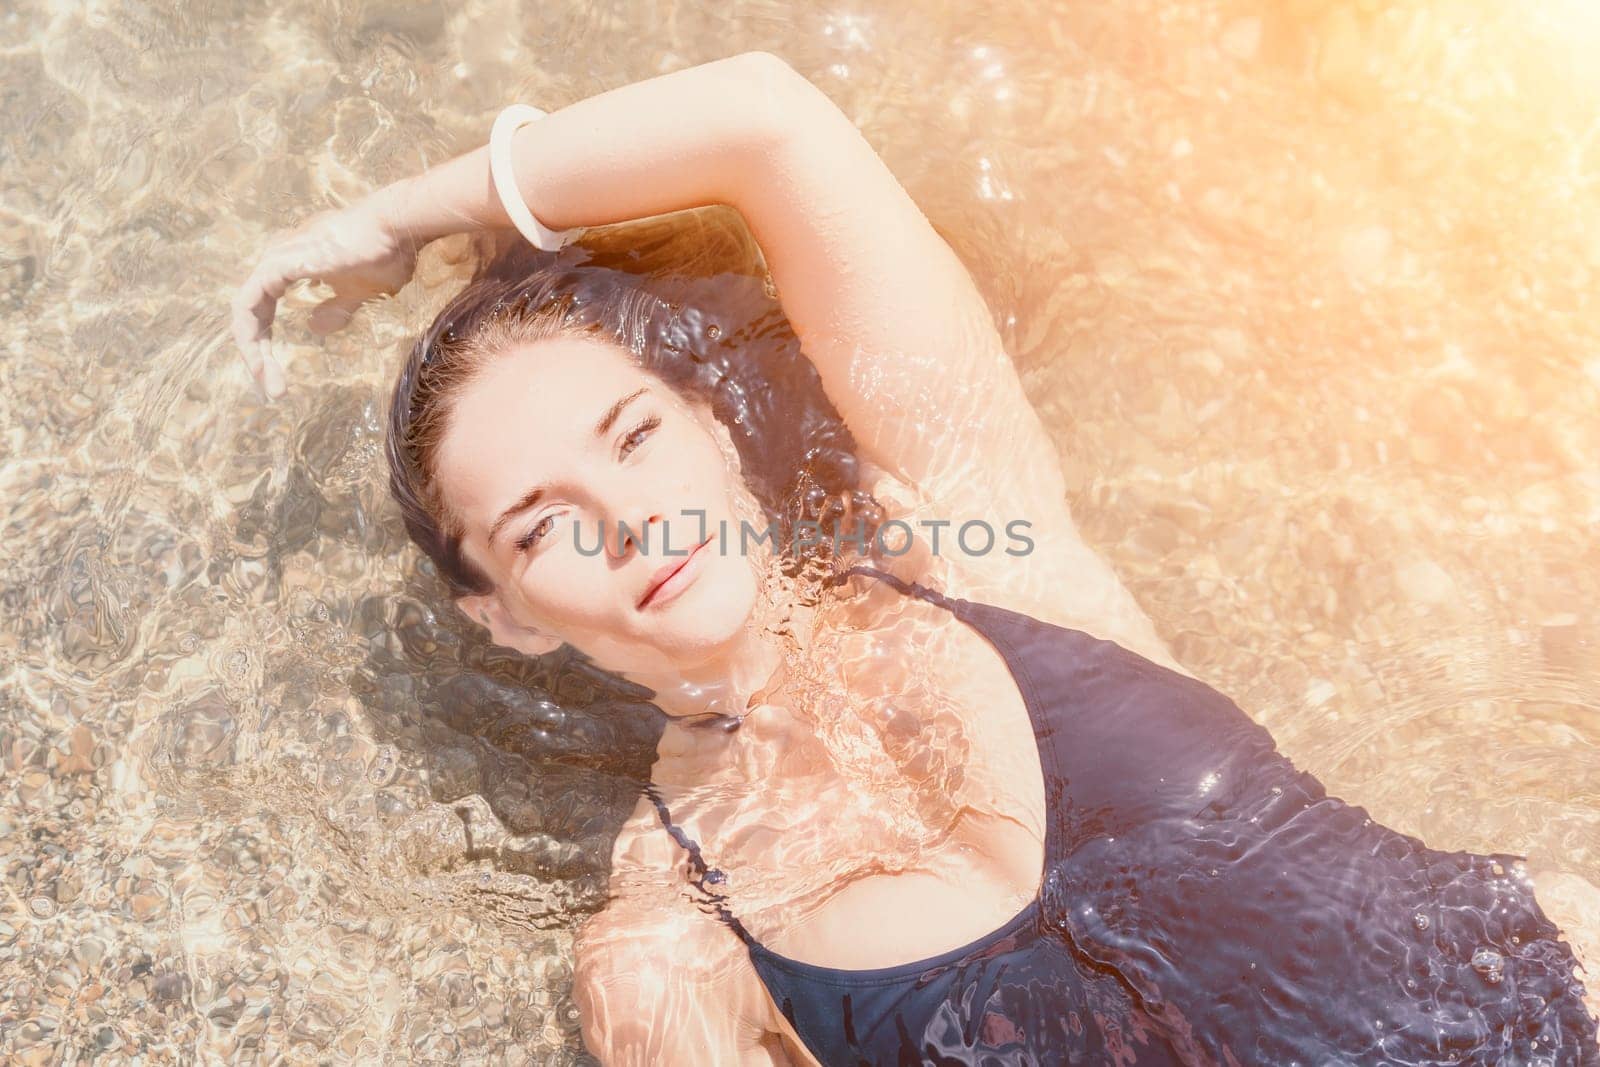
[642,783,756,946]
[832,562,966,616]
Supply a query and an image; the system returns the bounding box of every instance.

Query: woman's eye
[513,415,658,556]
[515,515,556,553]
[620,415,660,459]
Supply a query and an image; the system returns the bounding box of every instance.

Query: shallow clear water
[2,0,1599,1062]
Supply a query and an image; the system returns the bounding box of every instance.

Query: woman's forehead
[434,336,651,520]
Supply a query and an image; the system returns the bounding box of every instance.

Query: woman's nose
[604,511,666,560]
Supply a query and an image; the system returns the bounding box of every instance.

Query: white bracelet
[488,104,585,252]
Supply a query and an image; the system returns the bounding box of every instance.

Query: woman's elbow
[728,50,799,86]
[723,51,834,149]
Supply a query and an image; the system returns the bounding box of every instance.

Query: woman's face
[433,332,764,674]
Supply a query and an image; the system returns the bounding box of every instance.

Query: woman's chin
[643,557,760,659]
[588,558,760,676]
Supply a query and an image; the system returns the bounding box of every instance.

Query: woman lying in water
[233,52,1600,1066]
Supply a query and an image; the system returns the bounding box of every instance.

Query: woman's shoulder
[859,464,1188,675]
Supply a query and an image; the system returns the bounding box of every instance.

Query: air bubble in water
[1412,912,1430,931]
[1470,947,1504,984]
[706,324,721,340]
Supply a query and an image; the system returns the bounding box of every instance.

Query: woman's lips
[637,536,714,609]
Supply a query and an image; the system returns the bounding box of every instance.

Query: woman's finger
[235,321,265,390]
[232,244,312,343]
[260,340,285,398]
[231,264,279,355]
[230,270,269,356]
[231,249,309,398]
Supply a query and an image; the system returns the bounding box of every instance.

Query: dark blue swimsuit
[648,564,1599,1065]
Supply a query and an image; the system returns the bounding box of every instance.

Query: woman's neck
[620,577,826,726]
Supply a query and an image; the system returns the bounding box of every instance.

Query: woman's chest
[650,607,1053,971]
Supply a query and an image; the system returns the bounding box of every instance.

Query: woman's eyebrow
[594,386,649,437]
[486,386,652,549]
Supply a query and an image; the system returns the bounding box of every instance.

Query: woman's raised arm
[492,49,1068,521]
[235,53,1065,523]
[478,50,1064,508]
[231,51,791,393]
[728,55,1066,513]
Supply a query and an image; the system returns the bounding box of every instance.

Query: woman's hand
[230,197,419,398]
[226,51,799,400]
